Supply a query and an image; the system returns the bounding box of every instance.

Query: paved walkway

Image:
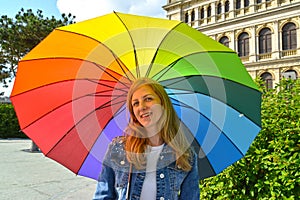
[0,139,97,200]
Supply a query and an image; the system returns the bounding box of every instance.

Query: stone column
[249,26,257,62]
[274,67,281,85]
[229,0,235,18]
[228,31,235,51]
[272,20,280,59]
[249,0,255,12]
[297,16,300,52]
[211,2,216,23]
[194,7,199,27]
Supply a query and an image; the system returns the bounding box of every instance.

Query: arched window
[207,6,212,17]
[244,0,250,7]
[185,13,189,23]
[225,1,230,12]
[236,0,241,9]
[238,32,250,57]
[260,72,273,89]
[191,10,195,21]
[219,36,230,47]
[200,8,205,19]
[217,3,222,14]
[282,70,298,80]
[259,28,272,54]
[282,23,297,50]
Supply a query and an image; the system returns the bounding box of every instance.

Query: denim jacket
[93,137,200,200]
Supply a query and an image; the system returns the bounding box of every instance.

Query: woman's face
[131,85,163,129]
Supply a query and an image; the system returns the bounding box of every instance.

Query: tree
[0,8,76,94]
[200,78,300,199]
[0,8,76,150]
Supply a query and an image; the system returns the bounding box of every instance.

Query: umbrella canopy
[10,12,261,180]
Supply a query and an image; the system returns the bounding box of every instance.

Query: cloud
[56,0,167,21]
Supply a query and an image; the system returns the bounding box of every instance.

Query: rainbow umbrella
[10,12,261,180]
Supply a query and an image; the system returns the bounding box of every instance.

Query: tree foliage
[200,78,300,199]
[0,8,76,92]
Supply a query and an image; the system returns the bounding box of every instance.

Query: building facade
[163,0,300,88]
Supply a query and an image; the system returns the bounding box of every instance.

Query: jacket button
[160,197,164,200]
[120,160,125,165]
[160,173,165,179]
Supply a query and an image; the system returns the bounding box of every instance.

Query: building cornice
[198,2,300,32]
[245,56,300,68]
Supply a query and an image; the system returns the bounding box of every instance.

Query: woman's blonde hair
[125,77,192,171]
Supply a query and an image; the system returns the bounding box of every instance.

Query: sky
[0,0,167,96]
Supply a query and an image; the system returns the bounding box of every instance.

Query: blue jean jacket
[93,137,200,200]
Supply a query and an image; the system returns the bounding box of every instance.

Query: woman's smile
[140,112,151,118]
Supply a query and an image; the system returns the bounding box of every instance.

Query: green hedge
[0,103,27,138]
[200,79,300,199]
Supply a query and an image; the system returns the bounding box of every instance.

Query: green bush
[0,103,27,138]
[200,79,300,199]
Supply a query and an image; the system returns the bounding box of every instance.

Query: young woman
[93,78,200,200]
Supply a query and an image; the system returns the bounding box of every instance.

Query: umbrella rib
[167,84,234,135]
[114,11,140,78]
[55,28,136,81]
[14,57,133,93]
[45,95,126,157]
[162,75,262,127]
[11,58,132,99]
[84,64,131,88]
[114,58,136,81]
[169,96,200,111]
[160,76,189,88]
[93,63,132,89]
[179,119,217,178]
[146,22,183,78]
[87,77,130,93]
[77,103,127,175]
[11,77,127,98]
[20,79,127,130]
[170,96,246,158]
[152,51,238,82]
[154,61,178,81]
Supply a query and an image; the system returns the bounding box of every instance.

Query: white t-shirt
[140,144,164,200]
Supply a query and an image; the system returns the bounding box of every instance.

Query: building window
[282,70,298,80]
[256,0,262,3]
[259,28,272,54]
[225,1,230,12]
[236,0,241,9]
[217,3,222,14]
[244,0,250,7]
[207,6,212,17]
[238,32,250,57]
[191,10,195,21]
[260,72,273,89]
[282,23,297,50]
[185,13,189,23]
[219,36,230,47]
[200,8,205,19]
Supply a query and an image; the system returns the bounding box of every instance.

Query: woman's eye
[132,102,139,107]
[145,97,153,102]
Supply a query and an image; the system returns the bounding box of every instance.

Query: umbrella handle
[126,163,133,200]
